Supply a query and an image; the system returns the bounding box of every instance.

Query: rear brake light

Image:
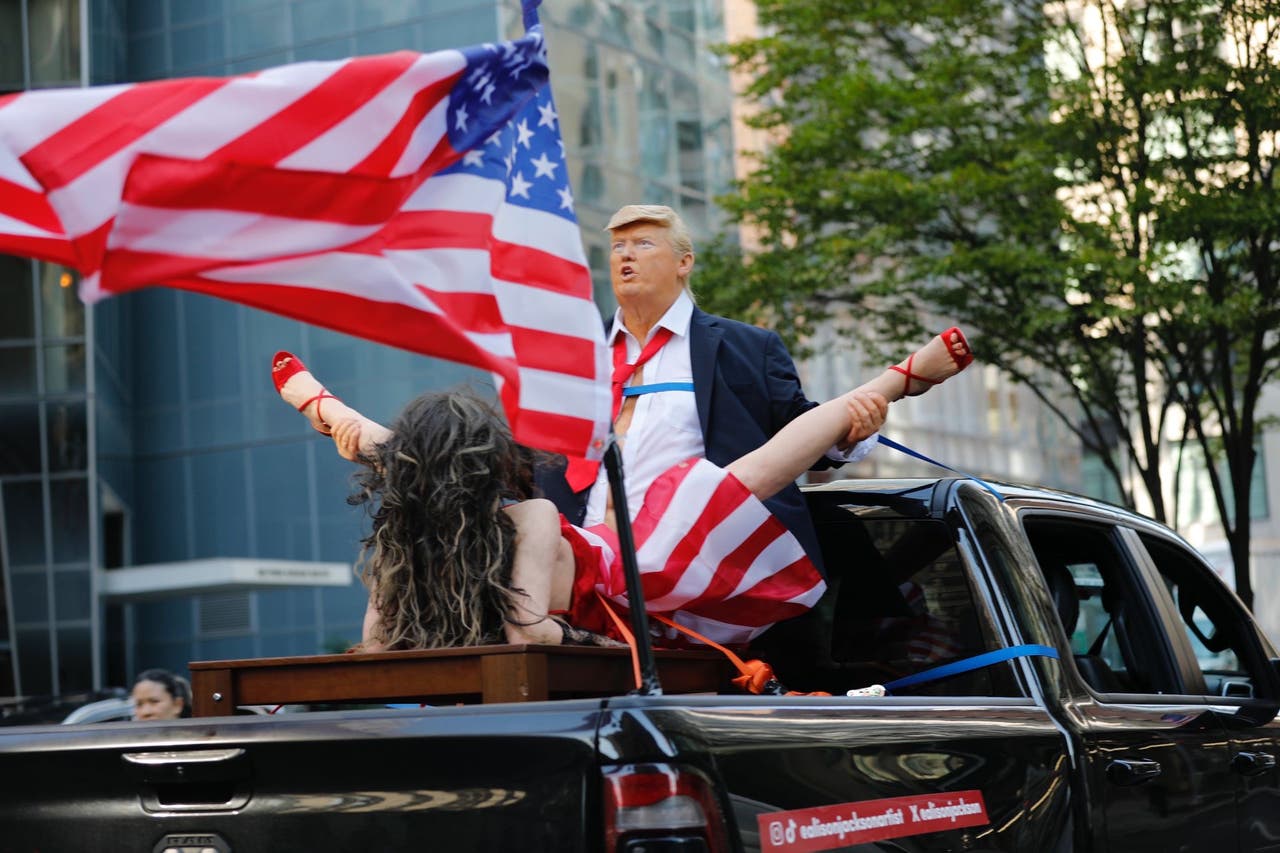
[603,763,729,852]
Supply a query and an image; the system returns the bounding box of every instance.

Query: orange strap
[592,596,830,697]
[595,592,642,689]
[648,612,831,695]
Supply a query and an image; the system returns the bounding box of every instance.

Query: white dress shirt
[584,292,877,526]
[585,293,702,526]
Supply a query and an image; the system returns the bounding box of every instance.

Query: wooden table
[189,644,732,716]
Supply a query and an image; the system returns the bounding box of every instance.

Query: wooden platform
[189,644,732,716]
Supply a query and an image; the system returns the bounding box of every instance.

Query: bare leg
[501,499,577,645]
[272,352,392,460]
[728,329,973,502]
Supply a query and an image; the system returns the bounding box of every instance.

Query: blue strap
[884,643,1059,693]
[877,435,1004,500]
[622,381,695,397]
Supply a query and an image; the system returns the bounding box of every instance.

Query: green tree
[702,0,1280,608]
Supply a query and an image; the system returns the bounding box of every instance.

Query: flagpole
[602,437,663,696]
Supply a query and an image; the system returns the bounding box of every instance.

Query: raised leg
[728,328,973,501]
[272,351,392,460]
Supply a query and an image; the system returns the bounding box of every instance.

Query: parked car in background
[60,696,134,725]
[0,688,129,727]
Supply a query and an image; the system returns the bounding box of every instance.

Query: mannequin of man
[538,204,878,574]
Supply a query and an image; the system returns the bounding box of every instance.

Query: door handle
[122,748,251,811]
[1231,751,1278,777]
[1106,758,1162,786]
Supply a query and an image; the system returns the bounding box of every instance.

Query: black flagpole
[602,436,663,696]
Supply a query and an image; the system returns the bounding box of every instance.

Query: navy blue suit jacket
[536,307,829,575]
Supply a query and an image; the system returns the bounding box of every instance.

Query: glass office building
[0,0,737,698]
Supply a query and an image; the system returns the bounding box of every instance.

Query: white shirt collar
[609,290,694,346]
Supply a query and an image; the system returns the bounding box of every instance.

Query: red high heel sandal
[272,351,337,433]
[888,326,974,397]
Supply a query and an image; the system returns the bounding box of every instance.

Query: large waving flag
[0,0,610,461]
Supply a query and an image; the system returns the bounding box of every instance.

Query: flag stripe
[0,84,133,156]
[581,459,825,646]
[118,155,416,224]
[0,177,65,234]
[21,79,228,191]
[210,52,423,167]
[354,65,462,175]
[105,208,380,266]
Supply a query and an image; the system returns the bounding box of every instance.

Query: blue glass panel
[197,635,256,661]
[229,5,288,55]
[248,441,311,559]
[185,295,241,400]
[3,481,45,565]
[0,347,37,395]
[293,37,355,62]
[228,50,289,74]
[171,20,228,72]
[16,627,52,695]
[171,0,225,24]
[292,0,352,42]
[0,256,34,340]
[132,458,190,563]
[256,589,290,628]
[44,345,87,393]
[46,401,87,472]
[320,583,364,644]
[259,629,318,657]
[352,25,410,55]
[127,30,169,80]
[132,291,183,407]
[50,478,89,562]
[136,598,194,643]
[10,571,50,625]
[134,403,185,456]
[353,0,418,28]
[187,399,247,450]
[128,0,166,31]
[55,626,93,691]
[54,563,92,617]
[0,4,22,90]
[314,449,365,561]
[412,7,496,50]
[0,404,42,475]
[190,450,249,557]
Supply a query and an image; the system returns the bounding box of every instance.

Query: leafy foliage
[703,0,1280,605]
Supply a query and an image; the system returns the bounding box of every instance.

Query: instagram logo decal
[758,790,989,852]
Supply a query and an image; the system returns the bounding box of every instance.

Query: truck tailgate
[0,701,604,853]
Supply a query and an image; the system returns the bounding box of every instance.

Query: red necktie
[610,325,674,420]
[565,326,675,491]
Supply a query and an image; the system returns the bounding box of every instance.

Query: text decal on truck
[757,790,989,852]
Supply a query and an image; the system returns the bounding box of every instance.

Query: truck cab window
[752,512,1020,698]
[1024,517,1182,696]
[1137,533,1276,701]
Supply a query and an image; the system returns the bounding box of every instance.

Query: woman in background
[130,668,192,720]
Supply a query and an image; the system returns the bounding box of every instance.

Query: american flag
[570,458,828,647]
[0,1,611,461]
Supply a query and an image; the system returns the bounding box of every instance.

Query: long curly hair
[349,390,536,649]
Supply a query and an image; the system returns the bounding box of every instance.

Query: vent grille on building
[198,593,252,635]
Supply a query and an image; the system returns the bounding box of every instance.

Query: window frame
[1012,501,1198,703]
[786,483,1032,699]
[1126,524,1280,704]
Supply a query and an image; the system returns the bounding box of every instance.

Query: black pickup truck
[2,477,1278,853]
